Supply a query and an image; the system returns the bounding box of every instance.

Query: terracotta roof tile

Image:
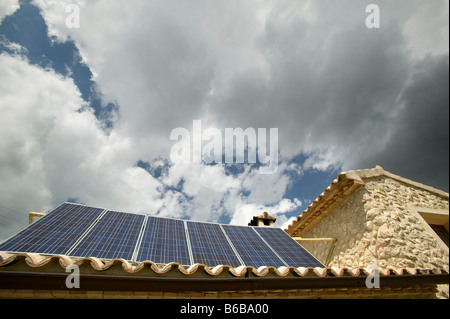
[1,251,448,280]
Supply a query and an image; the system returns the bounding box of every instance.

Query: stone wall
[0,286,438,299]
[300,176,449,272]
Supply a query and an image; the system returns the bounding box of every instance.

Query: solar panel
[0,203,104,255]
[254,227,325,268]
[68,210,144,260]
[0,202,324,268]
[135,216,190,265]
[222,224,286,268]
[186,221,242,267]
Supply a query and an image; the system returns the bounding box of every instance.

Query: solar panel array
[0,202,324,268]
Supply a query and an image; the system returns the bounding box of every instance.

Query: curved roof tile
[1,251,447,279]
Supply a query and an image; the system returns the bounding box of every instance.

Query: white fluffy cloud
[0,52,83,235]
[0,52,164,239]
[159,161,302,223]
[230,198,302,227]
[0,0,19,22]
[29,0,307,215]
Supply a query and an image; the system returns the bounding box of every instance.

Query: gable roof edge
[285,165,449,236]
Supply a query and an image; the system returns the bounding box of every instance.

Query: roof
[286,165,449,236]
[1,251,448,293]
[1,167,448,297]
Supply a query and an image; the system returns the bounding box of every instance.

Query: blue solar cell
[135,216,190,265]
[69,211,144,260]
[254,227,325,268]
[186,221,241,267]
[222,225,286,268]
[0,203,104,255]
[0,202,325,269]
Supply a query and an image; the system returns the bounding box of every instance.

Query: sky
[0,0,448,242]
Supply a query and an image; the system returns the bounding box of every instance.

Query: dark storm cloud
[207,1,448,190]
[358,54,449,191]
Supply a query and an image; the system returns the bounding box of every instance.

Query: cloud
[215,1,413,163]
[32,1,448,176]
[161,163,240,221]
[0,47,303,241]
[355,54,449,191]
[229,198,302,227]
[0,52,164,239]
[0,52,83,237]
[159,161,302,223]
[403,0,449,59]
[0,50,301,240]
[0,0,19,23]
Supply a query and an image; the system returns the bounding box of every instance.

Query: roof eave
[1,270,447,292]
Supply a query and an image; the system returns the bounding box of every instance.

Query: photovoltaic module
[0,202,324,268]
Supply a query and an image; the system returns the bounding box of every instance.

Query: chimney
[248,211,276,227]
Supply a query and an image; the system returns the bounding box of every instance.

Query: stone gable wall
[300,176,449,271]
